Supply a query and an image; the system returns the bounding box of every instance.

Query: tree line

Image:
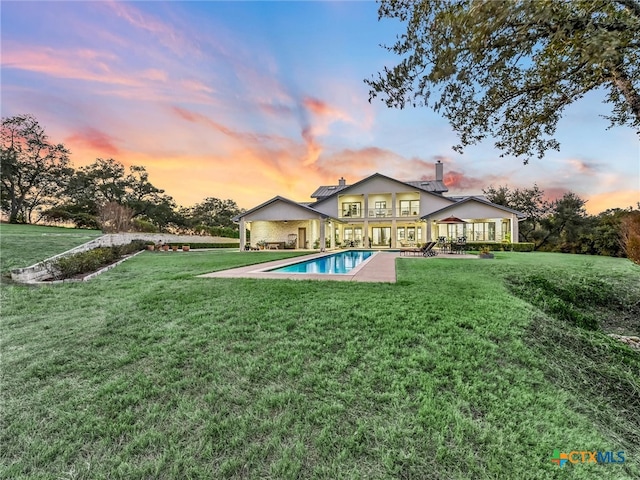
[2,114,638,261]
[483,184,640,260]
[1,114,243,236]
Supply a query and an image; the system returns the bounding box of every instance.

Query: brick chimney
[338,177,346,186]
[435,160,443,182]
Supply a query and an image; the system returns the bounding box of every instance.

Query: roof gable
[423,196,525,219]
[233,196,328,222]
[312,172,451,206]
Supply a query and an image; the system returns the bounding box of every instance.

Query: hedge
[48,241,146,280]
[166,243,239,249]
[466,242,535,252]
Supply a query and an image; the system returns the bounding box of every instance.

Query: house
[233,161,524,250]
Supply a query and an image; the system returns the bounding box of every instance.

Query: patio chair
[451,237,467,254]
[400,242,425,256]
[422,241,438,257]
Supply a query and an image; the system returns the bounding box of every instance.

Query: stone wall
[249,221,313,248]
[10,233,238,283]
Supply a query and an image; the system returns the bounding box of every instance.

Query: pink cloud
[105,1,199,57]
[65,127,121,156]
[2,44,139,87]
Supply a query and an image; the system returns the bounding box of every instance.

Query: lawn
[0,224,103,274]
[1,225,639,479]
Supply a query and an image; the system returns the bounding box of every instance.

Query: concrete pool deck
[198,250,478,283]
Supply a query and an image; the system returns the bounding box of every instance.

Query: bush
[169,243,239,250]
[621,212,640,265]
[48,241,146,280]
[71,213,100,230]
[465,242,534,252]
[132,218,159,233]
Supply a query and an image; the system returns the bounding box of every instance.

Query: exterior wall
[244,201,319,221]
[426,201,521,242]
[429,201,511,220]
[249,220,312,248]
[313,176,454,218]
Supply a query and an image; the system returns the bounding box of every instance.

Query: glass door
[371,227,391,247]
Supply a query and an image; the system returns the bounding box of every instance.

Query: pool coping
[198,250,477,283]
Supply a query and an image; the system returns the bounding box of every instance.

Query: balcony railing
[368,208,393,218]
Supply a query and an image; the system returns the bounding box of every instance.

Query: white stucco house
[233,161,525,251]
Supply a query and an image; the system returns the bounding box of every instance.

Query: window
[399,200,419,216]
[342,202,361,217]
[374,201,387,217]
[470,222,496,241]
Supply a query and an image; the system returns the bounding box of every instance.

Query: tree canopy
[1,114,72,223]
[366,0,640,162]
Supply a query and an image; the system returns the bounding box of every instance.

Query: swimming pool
[270,250,375,274]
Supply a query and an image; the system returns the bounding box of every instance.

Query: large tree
[62,158,177,230]
[182,197,243,230]
[1,115,72,223]
[366,0,640,162]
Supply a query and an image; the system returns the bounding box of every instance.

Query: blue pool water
[271,250,375,274]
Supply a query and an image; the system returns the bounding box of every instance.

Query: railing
[397,208,420,217]
[341,211,362,218]
[368,208,393,218]
[341,208,421,219]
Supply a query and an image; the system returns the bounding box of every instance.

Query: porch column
[239,218,246,251]
[319,217,326,251]
[425,221,431,242]
[363,220,369,248]
[391,192,396,217]
[511,215,519,243]
[363,194,369,219]
[330,221,335,249]
[391,219,397,248]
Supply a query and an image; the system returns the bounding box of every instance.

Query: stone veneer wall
[249,220,316,248]
[11,233,238,283]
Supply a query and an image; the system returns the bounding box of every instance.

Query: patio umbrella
[437,216,468,224]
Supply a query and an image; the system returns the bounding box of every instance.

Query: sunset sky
[2,1,638,214]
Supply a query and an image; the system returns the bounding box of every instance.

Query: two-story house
[234,161,524,250]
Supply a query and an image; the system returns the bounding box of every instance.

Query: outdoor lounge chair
[424,241,438,257]
[400,241,437,257]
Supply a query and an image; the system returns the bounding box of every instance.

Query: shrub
[621,212,640,265]
[173,243,239,250]
[48,241,146,280]
[71,213,100,230]
[132,218,159,233]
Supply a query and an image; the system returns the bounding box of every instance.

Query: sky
[1,1,639,214]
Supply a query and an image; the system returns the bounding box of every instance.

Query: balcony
[368,208,393,218]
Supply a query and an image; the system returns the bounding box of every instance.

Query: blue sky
[2,1,638,213]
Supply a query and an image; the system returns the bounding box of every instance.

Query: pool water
[271,250,375,274]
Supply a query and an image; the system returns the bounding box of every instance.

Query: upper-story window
[342,202,361,217]
[399,200,420,216]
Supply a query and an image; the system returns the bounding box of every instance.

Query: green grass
[0,224,103,274]
[1,228,639,479]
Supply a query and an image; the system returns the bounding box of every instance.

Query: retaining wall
[10,233,239,283]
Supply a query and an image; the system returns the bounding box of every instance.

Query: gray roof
[310,184,350,199]
[232,195,329,222]
[311,176,448,200]
[404,180,448,193]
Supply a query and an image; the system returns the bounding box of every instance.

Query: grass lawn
[1,226,639,479]
[0,224,103,274]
